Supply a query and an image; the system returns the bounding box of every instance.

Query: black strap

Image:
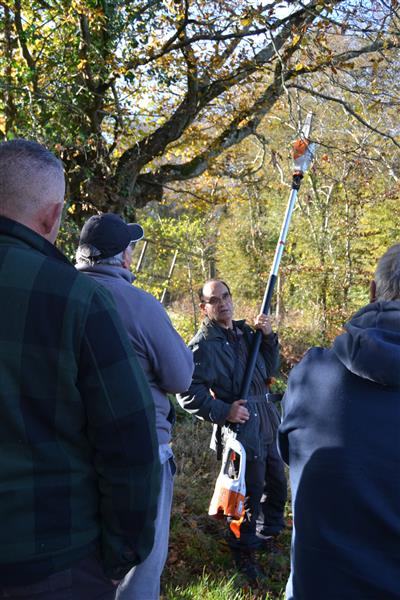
[216,425,223,460]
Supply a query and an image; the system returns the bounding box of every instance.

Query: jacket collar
[76,261,135,284]
[0,215,71,265]
[200,316,246,341]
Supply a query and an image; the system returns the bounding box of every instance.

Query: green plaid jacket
[0,217,160,585]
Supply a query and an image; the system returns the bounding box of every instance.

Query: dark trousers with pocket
[0,556,117,600]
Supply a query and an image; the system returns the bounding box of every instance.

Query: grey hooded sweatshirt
[76,264,194,445]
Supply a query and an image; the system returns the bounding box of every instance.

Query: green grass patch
[163,571,281,599]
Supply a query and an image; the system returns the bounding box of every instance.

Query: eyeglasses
[203,292,231,305]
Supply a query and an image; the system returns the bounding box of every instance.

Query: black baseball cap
[78,213,144,259]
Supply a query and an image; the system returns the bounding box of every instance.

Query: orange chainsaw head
[292,138,309,160]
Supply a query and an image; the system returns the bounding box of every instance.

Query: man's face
[200,281,234,328]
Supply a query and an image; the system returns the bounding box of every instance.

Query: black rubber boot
[231,548,267,587]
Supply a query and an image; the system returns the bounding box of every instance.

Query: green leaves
[0,0,398,218]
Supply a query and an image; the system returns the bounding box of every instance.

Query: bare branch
[14,0,37,78]
[78,14,96,92]
[288,83,400,149]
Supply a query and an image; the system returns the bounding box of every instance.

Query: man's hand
[227,399,250,424]
[254,313,273,336]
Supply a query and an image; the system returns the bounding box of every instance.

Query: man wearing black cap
[76,213,194,600]
[78,213,145,265]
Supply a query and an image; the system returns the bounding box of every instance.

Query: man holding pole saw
[178,114,315,587]
[177,279,285,584]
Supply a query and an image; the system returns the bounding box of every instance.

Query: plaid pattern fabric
[0,217,160,585]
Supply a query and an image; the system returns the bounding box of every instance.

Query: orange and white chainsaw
[208,433,246,538]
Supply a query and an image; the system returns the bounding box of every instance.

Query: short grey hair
[374,243,400,301]
[75,244,126,267]
[0,139,64,219]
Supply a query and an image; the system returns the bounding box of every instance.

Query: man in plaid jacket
[0,139,161,599]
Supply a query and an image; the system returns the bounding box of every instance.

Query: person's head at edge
[76,213,144,271]
[370,243,400,302]
[198,279,234,329]
[0,139,65,244]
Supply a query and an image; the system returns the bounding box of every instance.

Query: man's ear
[369,280,377,303]
[199,302,206,312]
[39,202,63,239]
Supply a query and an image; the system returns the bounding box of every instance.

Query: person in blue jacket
[279,243,400,600]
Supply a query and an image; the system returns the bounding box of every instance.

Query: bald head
[0,139,65,241]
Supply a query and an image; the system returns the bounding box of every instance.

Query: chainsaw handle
[223,436,246,480]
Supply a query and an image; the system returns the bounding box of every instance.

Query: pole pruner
[208,114,316,533]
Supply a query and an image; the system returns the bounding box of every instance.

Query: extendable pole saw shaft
[209,122,314,523]
[240,113,315,400]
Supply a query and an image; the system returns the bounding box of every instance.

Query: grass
[164,572,281,599]
[161,409,292,600]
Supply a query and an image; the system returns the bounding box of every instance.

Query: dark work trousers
[227,439,287,551]
[0,556,117,600]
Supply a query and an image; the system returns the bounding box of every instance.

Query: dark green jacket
[177,318,280,459]
[0,217,160,585]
